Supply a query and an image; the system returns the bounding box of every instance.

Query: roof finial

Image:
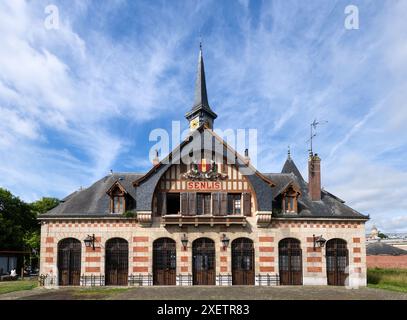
[287,146,291,160]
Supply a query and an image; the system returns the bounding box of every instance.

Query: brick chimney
[244,148,250,165]
[308,153,321,201]
[152,149,160,166]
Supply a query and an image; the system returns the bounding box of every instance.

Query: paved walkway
[1,286,406,300]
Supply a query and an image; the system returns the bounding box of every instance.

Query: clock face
[190,117,200,129]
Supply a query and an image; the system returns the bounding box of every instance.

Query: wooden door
[193,238,215,285]
[105,238,128,286]
[232,238,255,285]
[279,238,302,285]
[153,238,176,285]
[58,238,81,286]
[326,239,348,286]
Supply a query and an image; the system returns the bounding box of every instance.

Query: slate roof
[39,151,367,220]
[263,157,368,219]
[366,242,407,256]
[41,173,143,217]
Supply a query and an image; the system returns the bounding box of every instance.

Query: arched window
[57,238,81,286]
[232,238,254,285]
[279,238,302,285]
[192,238,215,285]
[105,238,128,285]
[326,239,348,286]
[153,238,176,285]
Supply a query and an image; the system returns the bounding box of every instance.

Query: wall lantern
[221,234,230,250]
[181,234,188,250]
[84,234,96,250]
[313,234,326,251]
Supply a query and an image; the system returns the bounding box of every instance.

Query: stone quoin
[38,45,368,288]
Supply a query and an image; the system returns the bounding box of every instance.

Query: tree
[30,197,60,216]
[0,188,35,250]
[0,189,59,252]
[378,232,388,239]
[26,197,60,253]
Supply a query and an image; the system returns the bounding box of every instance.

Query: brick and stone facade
[39,216,367,287]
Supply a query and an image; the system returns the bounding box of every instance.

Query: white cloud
[0,0,192,200]
[0,0,406,233]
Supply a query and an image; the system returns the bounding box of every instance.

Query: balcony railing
[161,214,247,227]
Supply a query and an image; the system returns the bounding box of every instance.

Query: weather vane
[307,119,328,155]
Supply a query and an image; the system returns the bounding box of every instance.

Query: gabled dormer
[106,181,128,214]
[281,183,301,213]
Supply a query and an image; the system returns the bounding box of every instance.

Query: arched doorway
[192,238,215,285]
[57,238,81,286]
[153,238,176,285]
[232,238,255,285]
[105,238,128,286]
[279,238,302,285]
[326,239,348,286]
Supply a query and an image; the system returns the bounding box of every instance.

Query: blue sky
[1,0,407,232]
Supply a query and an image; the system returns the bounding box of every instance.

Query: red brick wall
[367,255,407,269]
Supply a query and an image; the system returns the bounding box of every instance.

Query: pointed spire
[193,43,210,109]
[185,42,217,127]
[282,153,305,183]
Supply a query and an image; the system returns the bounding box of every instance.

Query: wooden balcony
[161,214,247,227]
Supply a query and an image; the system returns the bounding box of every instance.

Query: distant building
[366,225,407,251]
[366,242,407,269]
[367,225,379,240]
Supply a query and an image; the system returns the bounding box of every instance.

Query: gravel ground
[0,285,406,300]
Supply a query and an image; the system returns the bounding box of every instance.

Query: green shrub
[123,211,136,218]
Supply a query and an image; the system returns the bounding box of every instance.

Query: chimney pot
[244,148,250,165]
[153,149,160,166]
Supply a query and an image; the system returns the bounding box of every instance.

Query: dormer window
[284,195,296,213]
[107,181,128,214]
[112,193,125,214]
[282,184,301,214]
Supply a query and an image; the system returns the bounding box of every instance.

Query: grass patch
[73,287,130,299]
[367,268,407,293]
[0,280,38,295]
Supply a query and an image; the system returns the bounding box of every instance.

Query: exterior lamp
[181,234,188,250]
[84,234,96,250]
[313,234,326,251]
[221,234,230,250]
